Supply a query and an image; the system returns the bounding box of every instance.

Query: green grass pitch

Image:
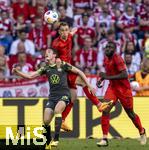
[0,138,149,150]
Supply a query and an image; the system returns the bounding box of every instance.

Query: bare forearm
[15,70,32,79]
[71,67,90,86]
[77,70,90,86]
[70,27,78,36]
[15,70,39,79]
[68,64,90,86]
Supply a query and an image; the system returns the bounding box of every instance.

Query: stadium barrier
[0,97,148,140]
[0,76,109,97]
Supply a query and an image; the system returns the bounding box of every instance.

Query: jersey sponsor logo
[50,74,60,84]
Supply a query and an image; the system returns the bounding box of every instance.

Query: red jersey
[139,13,149,31]
[28,25,51,50]
[118,13,137,29]
[75,48,97,67]
[12,2,31,21]
[52,34,73,63]
[104,53,132,96]
[76,26,96,46]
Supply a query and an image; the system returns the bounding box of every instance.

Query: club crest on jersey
[50,74,60,84]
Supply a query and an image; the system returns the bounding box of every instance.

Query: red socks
[62,102,74,121]
[101,114,143,136]
[132,114,144,133]
[101,114,110,135]
[83,86,100,106]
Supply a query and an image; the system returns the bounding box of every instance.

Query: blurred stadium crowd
[0,0,149,83]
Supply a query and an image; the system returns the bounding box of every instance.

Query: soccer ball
[44,10,59,24]
[130,81,140,89]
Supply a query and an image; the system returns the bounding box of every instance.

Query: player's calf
[53,114,62,143]
[43,125,52,145]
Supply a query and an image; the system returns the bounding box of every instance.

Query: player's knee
[80,81,86,87]
[55,113,62,118]
[71,97,76,103]
[44,119,50,126]
[54,109,62,115]
[76,77,86,87]
[70,92,77,102]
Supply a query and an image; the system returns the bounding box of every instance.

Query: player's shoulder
[41,64,49,70]
[61,61,71,66]
[52,37,60,48]
[61,61,72,71]
[53,36,60,43]
[61,61,66,65]
[58,61,67,68]
[37,65,47,75]
[61,61,72,66]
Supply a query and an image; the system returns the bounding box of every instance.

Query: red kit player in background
[52,22,109,132]
[96,41,146,147]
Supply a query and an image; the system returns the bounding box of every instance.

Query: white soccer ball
[130,81,140,89]
[44,10,59,24]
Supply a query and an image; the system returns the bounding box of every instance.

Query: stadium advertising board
[0,97,148,140]
[0,76,109,97]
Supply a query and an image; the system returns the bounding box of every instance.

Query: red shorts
[67,72,78,89]
[104,86,133,109]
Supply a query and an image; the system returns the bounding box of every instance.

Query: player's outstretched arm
[12,68,40,79]
[70,27,78,36]
[66,63,90,87]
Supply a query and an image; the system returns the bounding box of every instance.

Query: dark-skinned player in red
[52,22,110,134]
[96,41,146,147]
